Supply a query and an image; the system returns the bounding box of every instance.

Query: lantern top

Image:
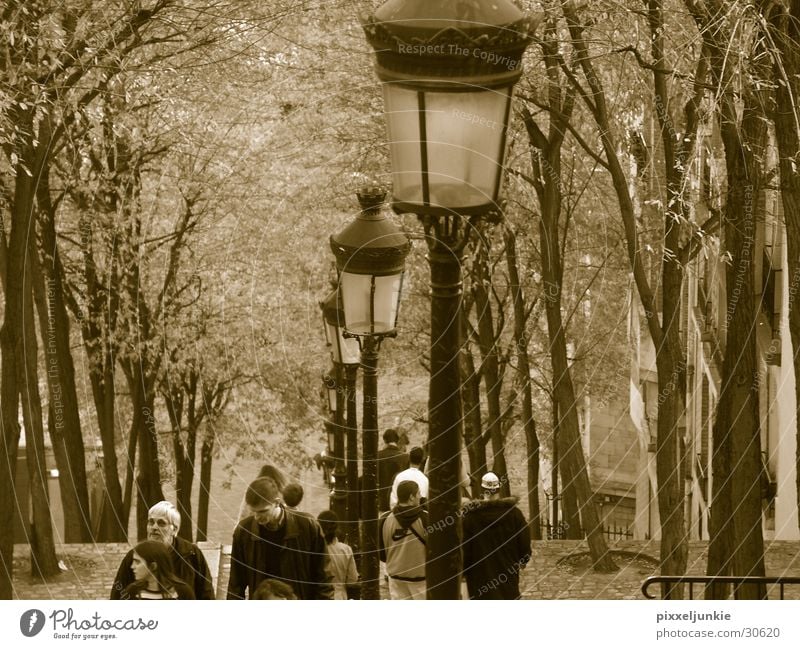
[330,188,411,276]
[362,0,537,86]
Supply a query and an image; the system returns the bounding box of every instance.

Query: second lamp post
[330,187,411,600]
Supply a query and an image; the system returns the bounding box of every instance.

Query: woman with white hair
[110,500,215,599]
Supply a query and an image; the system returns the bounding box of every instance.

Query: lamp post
[362,0,535,599]
[322,367,346,520]
[322,289,361,547]
[330,187,411,600]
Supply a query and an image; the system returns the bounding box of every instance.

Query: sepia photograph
[1,0,800,645]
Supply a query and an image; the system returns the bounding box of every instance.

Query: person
[110,501,215,599]
[379,480,427,600]
[389,446,428,509]
[119,540,195,600]
[377,429,408,513]
[226,476,333,600]
[461,472,532,600]
[317,510,360,599]
[282,482,304,510]
[237,464,287,520]
[252,578,297,600]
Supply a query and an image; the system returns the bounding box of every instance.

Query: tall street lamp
[362,0,535,599]
[330,187,411,600]
[322,289,361,548]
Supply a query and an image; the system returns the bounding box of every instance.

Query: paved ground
[11,539,800,600]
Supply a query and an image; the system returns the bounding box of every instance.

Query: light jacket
[379,504,427,581]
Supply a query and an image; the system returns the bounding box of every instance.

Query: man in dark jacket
[110,500,215,599]
[461,472,531,600]
[226,476,333,600]
[377,429,408,513]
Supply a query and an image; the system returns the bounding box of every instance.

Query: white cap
[481,472,501,491]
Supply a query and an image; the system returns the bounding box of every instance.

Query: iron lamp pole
[322,289,361,548]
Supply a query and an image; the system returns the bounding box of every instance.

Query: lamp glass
[326,423,335,452]
[325,318,360,365]
[327,384,337,413]
[383,84,513,211]
[340,270,404,335]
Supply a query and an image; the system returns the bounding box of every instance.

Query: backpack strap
[406,522,426,546]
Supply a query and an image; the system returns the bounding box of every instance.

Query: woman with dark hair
[121,540,195,600]
[317,510,359,599]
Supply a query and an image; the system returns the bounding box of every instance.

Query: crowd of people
[108,428,532,601]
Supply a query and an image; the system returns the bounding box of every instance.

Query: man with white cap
[460,472,531,599]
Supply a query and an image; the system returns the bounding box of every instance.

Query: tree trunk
[196,435,214,543]
[705,57,767,598]
[471,243,509,495]
[164,379,197,542]
[1,113,36,597]
[21,242,59,579]
[2,126,59,578]
[554,399,581,539]
[125,363,164,540]
[460,315,487,498]
[67,209,127,542]
[0,315,21,598]
[524,94,615,566]
[504,226,542,539]
[31,209,92,543]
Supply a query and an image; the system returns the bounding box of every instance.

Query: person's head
[317,510,339,544]
[396,480,420,506]
[147,501,180,546]
[282,482,304,509]
[246,477,284,529]
[480,472,502,500]
[130,540,178,591]
[383,429,399,446]
[252,578,297,600]
[257,464,287,491]
[408,446,424,468]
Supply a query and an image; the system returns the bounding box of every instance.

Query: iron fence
[642,575,800,600]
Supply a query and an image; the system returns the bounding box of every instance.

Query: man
[379,480,427,600]
[389,446,428,509]
[110,500,215,599]
[377,429,408,513]
[461,472,531,600]
[281,482,304,510]
[226,476,333,599]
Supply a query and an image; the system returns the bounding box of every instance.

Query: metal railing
[642,575,800,600]
[541,523,633,541]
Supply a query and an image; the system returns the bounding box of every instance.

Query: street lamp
[330,187,411,600]
[321,290,361,547]
[362,0,535,599]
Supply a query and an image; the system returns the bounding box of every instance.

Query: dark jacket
[462,497,531,600]
[110,537,216,600]
[377,445,408,511]
[226,508,334,600]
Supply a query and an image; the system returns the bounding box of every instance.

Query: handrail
[642,575,800,600]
